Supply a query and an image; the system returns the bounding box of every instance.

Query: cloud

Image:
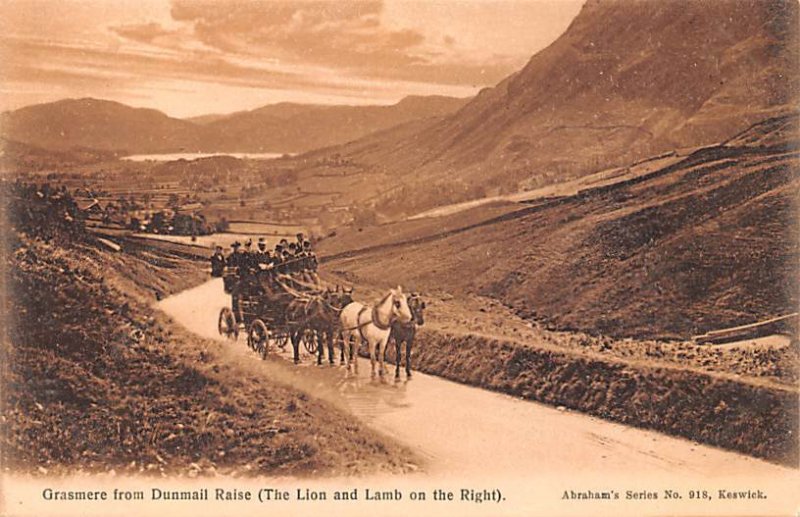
[166,1,427,71]
[2,0,582,116]
[106,0,505,85]
[110,22,172,44]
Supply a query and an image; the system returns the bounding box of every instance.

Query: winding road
[156,278,798,514]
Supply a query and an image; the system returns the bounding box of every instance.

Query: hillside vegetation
[321,114,800,340]
[1,187,414,476]
[302,0,799,216]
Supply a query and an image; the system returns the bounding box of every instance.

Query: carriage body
[218,284,293,357]
[217,277,319,358]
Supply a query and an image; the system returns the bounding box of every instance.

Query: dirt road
[158,279,795,481]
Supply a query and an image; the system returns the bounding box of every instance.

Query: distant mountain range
[2,0,797,221]
[1,99,200,155]
[0,95,470,155]
[198,95,469,153]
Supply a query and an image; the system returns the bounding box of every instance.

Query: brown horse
[386,293,426,379]
[285,286,353,365]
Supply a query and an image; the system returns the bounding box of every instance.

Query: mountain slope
[316,0,799,216]
[202,95,470,153]
[0,98,205,153]
[321,113,800,339]
[0,95,469,156]
[0,138,118,171]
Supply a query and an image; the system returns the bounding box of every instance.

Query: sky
[0,0,584,118]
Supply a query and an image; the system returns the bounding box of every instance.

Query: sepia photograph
[0,0,798,515]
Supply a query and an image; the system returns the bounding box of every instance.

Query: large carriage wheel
[247,319,271,359]
[302,329,318,354]
[274,333,289,351]
[218,307,238,341]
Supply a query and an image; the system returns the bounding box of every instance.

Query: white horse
[340,287,413,379]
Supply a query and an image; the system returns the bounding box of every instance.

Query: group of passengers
[210,233,319,322]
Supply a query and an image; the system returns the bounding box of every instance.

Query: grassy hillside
[321,114,799,340]
[1,196,415,476]
[301,0,799,217]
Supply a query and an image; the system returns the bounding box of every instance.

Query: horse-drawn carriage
[218,271,351,362]
[217,288,292,359]
[216,265,426,378]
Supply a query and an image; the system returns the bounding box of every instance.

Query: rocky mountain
[315,0,799,215]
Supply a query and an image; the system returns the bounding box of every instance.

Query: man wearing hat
[210,245,226,278]
[255,237,272,270]
[287,243,301,276]
[302,241,320,283]
[242,238,264,294]
[225,241,244,322]
[303,241,317,269]
[226,241,243,271]
[278,249,292,275]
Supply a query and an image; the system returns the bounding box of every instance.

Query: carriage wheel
[218,307,238,341]
[275,333,289,351]
[302,330,318,354]
[247,319,270,359]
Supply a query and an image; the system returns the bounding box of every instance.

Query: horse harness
[343,305,393,343]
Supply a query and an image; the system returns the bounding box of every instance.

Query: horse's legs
[291,331,300,364]
[342,331,358,374]
[341,332,352,371]
[405,339,412,378]
[377,337,388,379]
[394,338,402,379]
[326,331,335,365]
[353,337,359,374]
[316,329,324,365]
[368,338,377,378]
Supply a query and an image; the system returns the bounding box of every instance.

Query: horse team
[340,287,426,380]
[232,279,427,381]
[311,285,426,380]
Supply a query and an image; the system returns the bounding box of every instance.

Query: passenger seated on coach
[210,245,226,277]
[275,238,289,253]
[225,241,243,274]
[303,241,318,271]
[255,237,271,268]
[224,241,244,319]
[240,239,255,273]
[281,249,294,274]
